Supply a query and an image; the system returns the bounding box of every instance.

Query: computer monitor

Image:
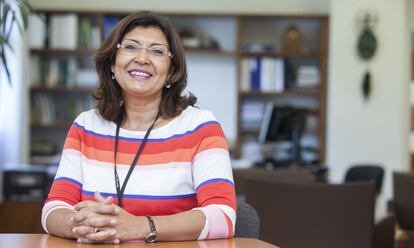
[258,103,308,166]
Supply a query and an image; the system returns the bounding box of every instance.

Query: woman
[41,12,236,244]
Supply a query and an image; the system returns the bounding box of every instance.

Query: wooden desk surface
[0,234,279,248]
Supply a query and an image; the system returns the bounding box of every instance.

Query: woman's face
[113,26,172,99]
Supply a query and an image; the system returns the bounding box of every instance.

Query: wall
[409,0,414,33]
[29,0,330,15]
[327,0,410,218]
[0,13,30,199]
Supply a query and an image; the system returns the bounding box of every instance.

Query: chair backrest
[233,167,316,195]
[393,172,414,229]
[245,180,375,248]
[234,200,260,238]
[344,165,384,195]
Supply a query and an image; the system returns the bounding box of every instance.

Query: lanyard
[113,113,160,207]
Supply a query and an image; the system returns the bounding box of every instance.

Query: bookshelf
[235,15,328,164]
[28,10,328,165]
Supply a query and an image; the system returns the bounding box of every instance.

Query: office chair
[373,213,396,248]
[344,165,384,195]
[233,167,316,196]
[393,172,414,248]
[234,200,260,238]
[394,172,414,229]
[245,180,375,248]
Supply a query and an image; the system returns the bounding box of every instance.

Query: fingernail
[110,219,116,225]
[114,207,120,213]
[72,228,76,234]
[114,239,120,244]
[77,238,82,243]
[110,230,116,236]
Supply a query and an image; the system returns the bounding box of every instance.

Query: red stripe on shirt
[196,181,236,210]
[75,122,225,155]
[81,194,198,216]
[45,180,82,206]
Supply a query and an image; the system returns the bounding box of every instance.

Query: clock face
[358,28,377,60]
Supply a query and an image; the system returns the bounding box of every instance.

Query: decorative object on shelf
[357,10,378,100]
[178,27,219,50]
[0,0,32,84]
[282,26,305,54]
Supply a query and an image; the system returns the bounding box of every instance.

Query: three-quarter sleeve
[191,118,236,240]
[41,116,84,233]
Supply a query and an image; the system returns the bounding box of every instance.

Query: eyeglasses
[116,43,173,59]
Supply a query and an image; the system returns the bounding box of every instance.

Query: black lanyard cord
[113,112,160,207]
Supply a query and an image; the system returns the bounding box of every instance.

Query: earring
[112,73,115,80]
[165,82,171,88]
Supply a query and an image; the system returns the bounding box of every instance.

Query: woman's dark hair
[93,11,197,122]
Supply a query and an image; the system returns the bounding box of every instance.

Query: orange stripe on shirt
[63,136,81,151]
[196,136,228,154]
[80,145,199,165]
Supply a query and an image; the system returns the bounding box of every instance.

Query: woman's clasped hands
[70,191,142,244]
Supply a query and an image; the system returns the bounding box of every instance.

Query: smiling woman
[41,11,236,244]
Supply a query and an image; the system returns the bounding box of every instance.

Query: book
[27,14,46,49]
[240,58,251,91]
[103,15,123,39]
[49,14,78,49]
[250,57,261,91]
[242,57,285,92]
[296,65,320,87]
[78,18,93,49]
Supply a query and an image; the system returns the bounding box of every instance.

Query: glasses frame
[116,43,173,59]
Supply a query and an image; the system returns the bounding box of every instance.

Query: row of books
[240,57,321,92]
[30,56,98,88]
[240,100,266,129]
[28,14,101,50]
[31,94,95,126]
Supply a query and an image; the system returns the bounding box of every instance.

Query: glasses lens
[118,43,171,59]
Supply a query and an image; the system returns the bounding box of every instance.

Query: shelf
[185,48,236,56]
[240,51,321,58]
[31,86,94,93]
[241,128,260,135]
[31,124,71,130]
[30,48,96,56]
[240,88,319,97]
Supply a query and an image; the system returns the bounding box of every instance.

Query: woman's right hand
[71,192,121,244]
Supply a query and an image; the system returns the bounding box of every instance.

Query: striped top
[41,106,236,240]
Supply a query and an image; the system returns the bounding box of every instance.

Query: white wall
[0,13,30,199]
[327,0,410,218]
[408,0,414,33]
[29,0,329,15]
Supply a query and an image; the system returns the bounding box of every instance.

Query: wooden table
[0,234,279,248]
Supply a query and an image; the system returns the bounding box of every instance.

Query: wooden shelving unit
[234,15,328,164]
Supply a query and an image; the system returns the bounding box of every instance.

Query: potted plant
[0,0,31,84]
